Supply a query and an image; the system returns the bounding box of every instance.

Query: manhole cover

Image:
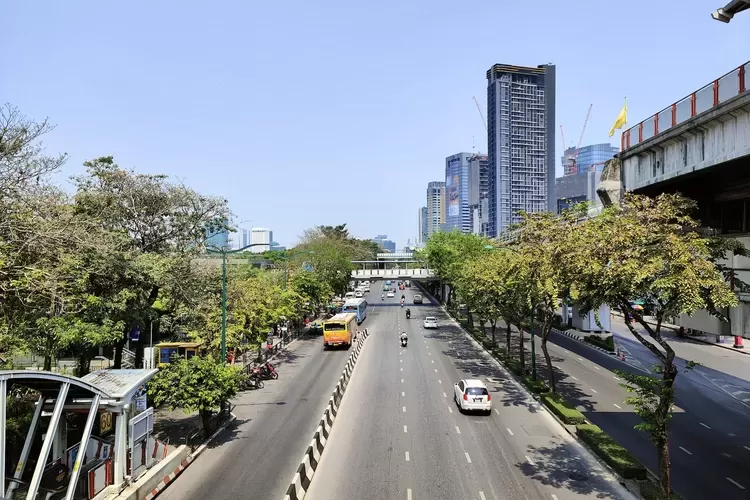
[568,471,588,481]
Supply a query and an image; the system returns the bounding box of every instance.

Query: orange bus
[322,313,357,349]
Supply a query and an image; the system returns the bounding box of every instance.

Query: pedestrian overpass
[351,251,437,280]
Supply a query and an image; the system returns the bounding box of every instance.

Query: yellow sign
[100,412,113,434]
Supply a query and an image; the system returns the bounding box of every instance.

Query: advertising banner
[447,174,460,218]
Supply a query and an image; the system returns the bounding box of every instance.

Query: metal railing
[621,61,748,151]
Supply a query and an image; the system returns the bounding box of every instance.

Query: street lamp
[206,241,276,363]
[273,248,314,290]
[711,0,749,22]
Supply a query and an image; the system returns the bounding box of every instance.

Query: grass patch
[639,481,682,500]
[575,424,647,480]
[584,334,615,352]
[541,393,586,425]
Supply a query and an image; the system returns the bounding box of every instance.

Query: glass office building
[562,143,619,176]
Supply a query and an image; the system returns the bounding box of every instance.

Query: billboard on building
[447,174,460,218]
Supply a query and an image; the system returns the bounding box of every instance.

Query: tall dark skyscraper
[486,63,556,237]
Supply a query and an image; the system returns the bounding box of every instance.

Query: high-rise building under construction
[486,63,556,237]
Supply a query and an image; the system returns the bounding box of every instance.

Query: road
[305,283,634,500]
[158,319,368,500]
[483,316,750,500]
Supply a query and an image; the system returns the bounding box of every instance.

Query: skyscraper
[468,153,489,236]
[371,234,396,252]
[486,63,556,237]
[418,206,428,244]
[445,153,473,233]
[250,227,273,253]
[561,143,619,176]
[426,181,446,238]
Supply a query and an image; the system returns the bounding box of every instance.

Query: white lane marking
[402,391,405,397]
[448,407,453,413]
[480,492,487,500]
[401,379,404,383]
[613,404,622,409]
[571,376,578,381]
[401,368,403,372]
[404,425,407,433]
[438,380,442,384]
[400,359,403,363]
[729,433,737,437]
[405,451,410,461]
[507,428,514,436]
[744,446,750,452]
[700,422,711,429]
[455,426,461,434]
[723,452,733,458]
[526,455,535,466]
[614,376,620,380]
[407,489,412,500]
[434,369,438,372]
[578,357,583,361]
[403,406,406,413]
[494,409,500,415]
[594,366,601,370]
[590,388,598,394]
[551,495,559,500]
[465,452,472,463]
[727,477,745,490]
[679,446,692,455]
[432,360,435,364]
[443,392,447,398]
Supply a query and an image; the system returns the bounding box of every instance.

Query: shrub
[541,393,586,425]
[639,481,682,500]
[506,359,524,377]
[584,334,615,352]
[522,376,549,394]
[575,424,647,480]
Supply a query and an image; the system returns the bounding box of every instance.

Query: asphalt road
[488,318,750,500]
[158,312,376,500]
[305,284,634,500]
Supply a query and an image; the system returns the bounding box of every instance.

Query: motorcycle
[405,309,411,319]
[400,337,408,347]
[258,362,278,380]
[244,367,265,390]
[400,302,404,307]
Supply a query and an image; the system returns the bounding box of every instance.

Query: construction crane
[473,96,488,132]
[565,104,593,175]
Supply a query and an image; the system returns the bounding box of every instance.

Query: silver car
[423,317,438,329]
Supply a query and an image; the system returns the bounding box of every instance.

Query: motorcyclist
[400,331,408,345]
[381,293,385,300]
[405,308,411,319]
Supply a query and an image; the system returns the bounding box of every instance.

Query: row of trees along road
[422,194,743,498]
[0,104,379,436]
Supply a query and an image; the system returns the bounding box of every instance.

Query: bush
[522,376,549,394]
[584,334,615,352]
[506,359,524,377]
[541,393,586,425]
[575,424,647,480]
[640,481,682,500]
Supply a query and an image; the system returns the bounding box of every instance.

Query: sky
[2,1,748,248]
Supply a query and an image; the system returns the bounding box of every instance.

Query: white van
[345,292,356,300]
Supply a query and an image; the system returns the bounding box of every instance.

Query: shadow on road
[519,439,621,499]
[206,417,251,450]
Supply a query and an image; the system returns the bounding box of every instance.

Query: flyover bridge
[351,251,436,280]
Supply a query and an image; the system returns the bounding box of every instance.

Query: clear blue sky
[2,1,748,247]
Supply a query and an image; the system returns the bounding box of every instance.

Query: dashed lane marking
[401,379,404,383]
[448,407,453,414]
[613,404,622,409]
[402,391,405,396]
[407,489,412,500]
[402,406,406,413]
[680,446,692,455]
[465,452,472,464]
[480,492,487,500]
[590,388,598,394]
[456,426,461,434]
[443,392,447,398]
[404,425,407,433]
[571,376,578,381]
[700,422,711,429]
[405,451,410,462]
[494,409,500,415]
[507,428,514,436]
[438,379,442,384]
[434,369,438,372]
[727,477,745,490]
[526,456,535,466]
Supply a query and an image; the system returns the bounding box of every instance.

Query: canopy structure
[1,368,157,500]
[712,0,750,22]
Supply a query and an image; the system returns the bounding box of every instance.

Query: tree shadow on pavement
[206,417,251,450]
[519,439,622,499]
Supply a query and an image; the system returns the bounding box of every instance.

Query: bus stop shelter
[0,368,158,500]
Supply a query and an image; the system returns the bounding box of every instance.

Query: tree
[422,231,489,306]
[148,355,244,436]
[72,156,230,368]
[513,207,581,392]
[568,193,737,497]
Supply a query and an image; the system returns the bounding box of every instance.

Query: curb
[282,329,371,500]
[553,328,616,356]
[144,412,237,500]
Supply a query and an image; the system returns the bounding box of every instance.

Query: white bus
[342,298,368,324]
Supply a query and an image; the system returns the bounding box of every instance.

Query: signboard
[100,412,113,434]
[130,325,141,342]
[447,174,460,218]
[132,385,148,412]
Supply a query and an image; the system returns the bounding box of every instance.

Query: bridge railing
[622,61,748,151]
[352,268,435,278]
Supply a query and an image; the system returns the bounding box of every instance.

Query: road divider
[282,329,371,500]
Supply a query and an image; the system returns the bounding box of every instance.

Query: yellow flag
[608,98,628,137]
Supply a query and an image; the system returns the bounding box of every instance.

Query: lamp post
[206,242,277,363]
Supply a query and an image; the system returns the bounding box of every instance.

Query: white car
[454,379,492,414]
[387,291,395,298]
[354,290,364,298]
[423,317,438,329]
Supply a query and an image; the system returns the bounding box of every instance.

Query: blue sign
[303,262,313,272]
[130,326,141,342]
